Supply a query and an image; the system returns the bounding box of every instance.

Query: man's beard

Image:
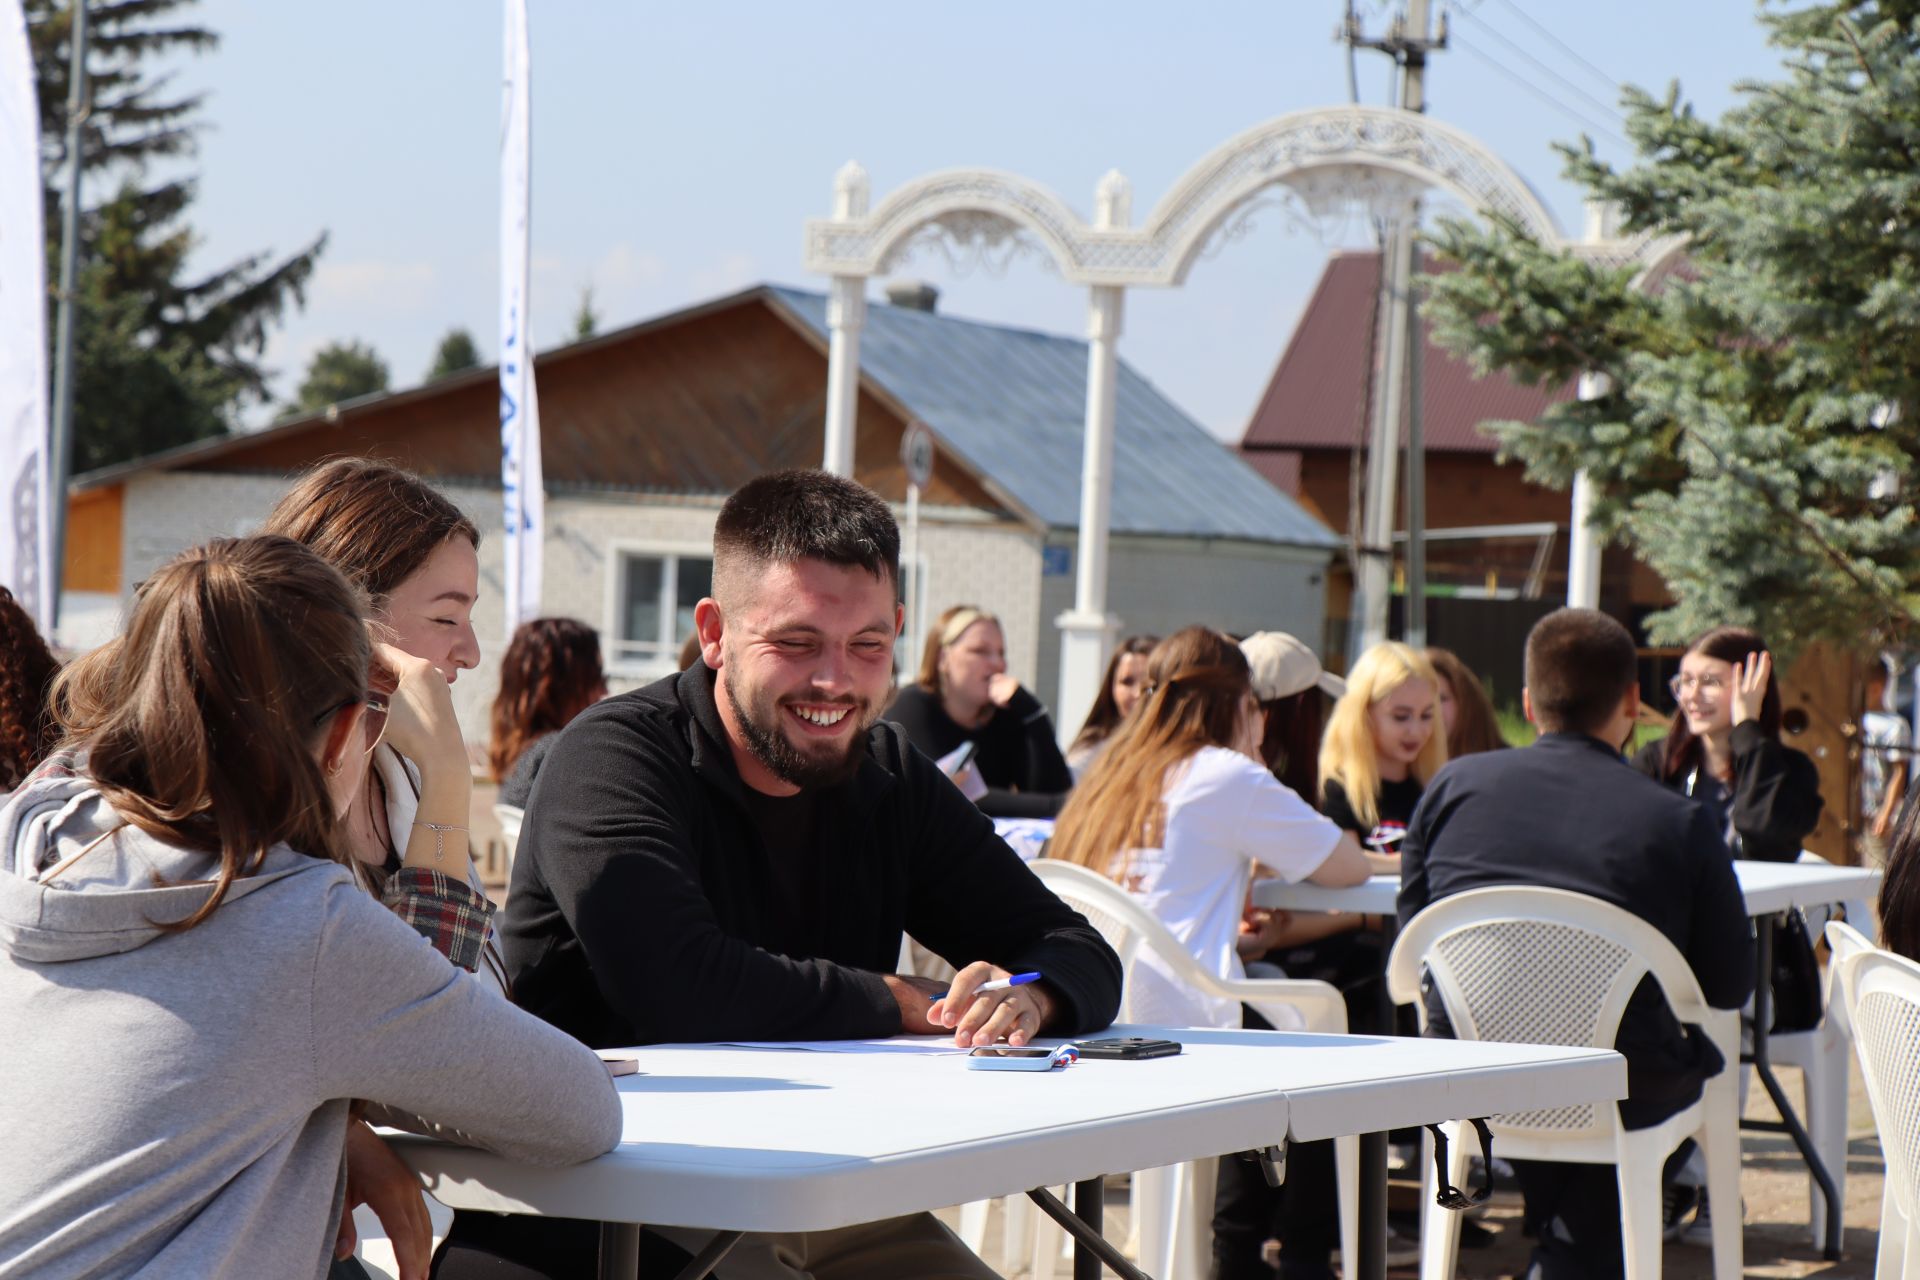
[725,665,872,790]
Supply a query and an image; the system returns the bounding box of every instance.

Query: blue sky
[163,1,1785,440]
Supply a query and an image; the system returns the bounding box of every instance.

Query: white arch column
[822,277,866,477]
[1566,371,1611,608]
[1056,282,1125,743]
[821,163,870,476]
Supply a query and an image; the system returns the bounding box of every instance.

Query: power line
[1449,2,1623,124]
[1451,32,1631,148]
[1478,0,1622,96]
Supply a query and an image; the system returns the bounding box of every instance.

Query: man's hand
[337,1120,431,1280]
[929,962,1057,1047]
[1731,651,1772,727]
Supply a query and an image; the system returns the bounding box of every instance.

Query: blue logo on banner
[1042,546,1072,577]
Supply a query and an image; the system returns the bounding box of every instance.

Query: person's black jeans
[430,1211,696,1279]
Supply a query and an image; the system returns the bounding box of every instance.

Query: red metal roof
[1240,251,1572,457]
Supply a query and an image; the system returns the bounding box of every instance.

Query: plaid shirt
[381,868,496,973]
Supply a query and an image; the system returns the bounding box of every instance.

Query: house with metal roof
[62,282,1336,735]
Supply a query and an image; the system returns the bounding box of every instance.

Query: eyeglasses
[1668,673,1726,701]
[313,695,390,757]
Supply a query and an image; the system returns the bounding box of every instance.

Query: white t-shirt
[1118,746,1344,1030]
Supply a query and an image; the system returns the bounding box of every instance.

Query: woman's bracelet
[411,821,469,864]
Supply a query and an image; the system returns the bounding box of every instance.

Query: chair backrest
[1387,885,1716,1141]
[1028,859,1340,1031]
[1837,945,1920,1222]
[1030,860,1210,1006]
[1825,919,1875,1035]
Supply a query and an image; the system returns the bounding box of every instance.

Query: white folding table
[1252,858,1882,1260]
[391,1024,1622,1280]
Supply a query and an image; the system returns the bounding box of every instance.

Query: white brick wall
[118,473,1327,749]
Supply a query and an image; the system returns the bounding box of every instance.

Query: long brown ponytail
[52,536,371,930]
[1049,627,1254,879]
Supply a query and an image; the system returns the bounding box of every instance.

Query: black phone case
[1073,1037,1182,1060]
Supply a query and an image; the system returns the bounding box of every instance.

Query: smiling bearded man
[435,468,1122,1280]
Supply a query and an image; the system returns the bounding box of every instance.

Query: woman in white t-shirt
[1047,627,1372,1029]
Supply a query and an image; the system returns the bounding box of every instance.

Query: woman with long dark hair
[1066,634,1157,776]
[0,586,58,791]
[0,537,618,1278]
[1630,626,1823,862]
[1426,647,1508,758]
[490,618,607,808]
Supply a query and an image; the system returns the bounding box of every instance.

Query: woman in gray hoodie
[0,536,621,1280]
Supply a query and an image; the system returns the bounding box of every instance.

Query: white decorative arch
[804,106,1671,741]
[806,106,1566,288]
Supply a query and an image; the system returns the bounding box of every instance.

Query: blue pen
[929,971,1042,1001]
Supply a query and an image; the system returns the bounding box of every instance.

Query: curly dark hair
[488,618,606,782]
[0,586,58,790]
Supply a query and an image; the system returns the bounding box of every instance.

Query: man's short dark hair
[712,469,900,605]
[1524,608,1639,735]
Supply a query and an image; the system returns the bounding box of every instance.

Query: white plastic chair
[1828,921,1904,1280]
[1387,886,1742,1280]
[1761,851,1875,1243]
[492,803,524,873]
[1020,860,1359,1280]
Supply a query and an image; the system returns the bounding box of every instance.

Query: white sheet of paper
[715,1037,968,1056]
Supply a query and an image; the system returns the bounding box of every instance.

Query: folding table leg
[1024,1184,1156,1280]
[1357,1131,1389,1280]
[594,1223,741,1280]
[1742,914,1843,1260]
[598,1222,639,1280]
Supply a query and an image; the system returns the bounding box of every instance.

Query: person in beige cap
[1240,631,1346,800]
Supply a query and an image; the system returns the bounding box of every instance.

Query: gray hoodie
[0,758,623,1279]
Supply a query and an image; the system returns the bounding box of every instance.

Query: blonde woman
[1319,642,1448,856]
[887,604,1074,817]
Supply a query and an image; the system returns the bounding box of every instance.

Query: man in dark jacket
[1398,608,1753,1280]
[432,469,1122,1280]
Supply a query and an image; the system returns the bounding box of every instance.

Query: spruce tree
[1421,0,1920,653]
[30,0,326,471]
[284,340,388,419]
[426,328,480,381]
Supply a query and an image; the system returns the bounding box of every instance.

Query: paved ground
[943,1059,1886,1279]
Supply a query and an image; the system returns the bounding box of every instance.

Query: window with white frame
[609,548,713,671]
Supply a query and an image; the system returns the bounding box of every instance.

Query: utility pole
[48,0,91,635]
[1343,1,1445,659]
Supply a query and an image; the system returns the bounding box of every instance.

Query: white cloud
[313,259,438,308]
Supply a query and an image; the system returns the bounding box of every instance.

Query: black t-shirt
[1321,775,1424,853]
[738,786,824,961]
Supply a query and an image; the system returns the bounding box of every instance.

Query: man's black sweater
[1399,732,1755,1123]
[500,664,1122,1049]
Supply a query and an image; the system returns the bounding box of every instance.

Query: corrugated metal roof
[1240,252,1573,457]
[769,287,1336,549]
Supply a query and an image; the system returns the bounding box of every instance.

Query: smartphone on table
[1072,1037,1182,1060]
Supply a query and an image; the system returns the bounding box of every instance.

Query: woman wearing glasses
[1631,626,1823,863]
[0,537,619,1278]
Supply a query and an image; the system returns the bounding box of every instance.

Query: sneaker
[1662,1183,1700,1243]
